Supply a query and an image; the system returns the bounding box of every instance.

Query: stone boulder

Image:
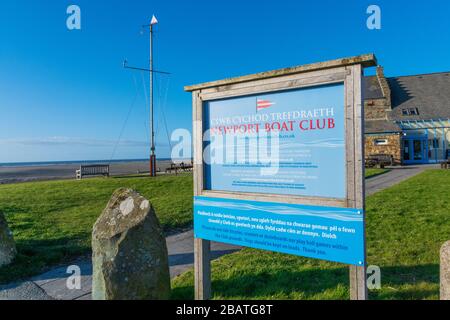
[0,211,17,267]
[92,188,170,300]
[441,241,450,300]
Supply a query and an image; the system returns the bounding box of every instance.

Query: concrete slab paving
[38,273,92,300]
[31,259,92,287]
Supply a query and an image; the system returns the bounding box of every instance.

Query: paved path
[0,165,437,300]
[365,164,436,196]
[0,230,240,300]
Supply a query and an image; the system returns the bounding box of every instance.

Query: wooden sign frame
[185,54,377,300]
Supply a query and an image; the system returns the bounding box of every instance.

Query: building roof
[363,76,384,100]
[387,72,450,121]
[365,120,401,134]
[363,71,450,134]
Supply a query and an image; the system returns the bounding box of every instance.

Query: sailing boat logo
[256,98,275,112]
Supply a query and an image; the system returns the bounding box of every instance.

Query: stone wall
[364,66,392,121]
[364,99,391,120]
[376,66,391,103]
[364,99,392,120]
[365,134,402,165]
[364,66,401,164]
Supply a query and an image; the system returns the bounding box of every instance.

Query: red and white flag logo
[256,98,275,111]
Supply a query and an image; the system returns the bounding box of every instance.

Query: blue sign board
[194,196,365,266]
[196,82,365,266]
[203,83,346,199]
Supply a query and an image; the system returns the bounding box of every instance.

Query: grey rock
[92,188,170,300]
[0,211,16,267]
[441,241,450,300]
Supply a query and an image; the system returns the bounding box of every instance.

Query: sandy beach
[0,160,179,184]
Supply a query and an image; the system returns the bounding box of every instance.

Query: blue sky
[1,0,450,163]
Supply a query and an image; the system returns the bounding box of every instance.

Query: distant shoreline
[0,159,190,185]
[0,158,176,168]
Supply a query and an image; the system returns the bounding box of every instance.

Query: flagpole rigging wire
[140,71,151,150]
[141,63,172,151]
[112,70,171,164]
[140,72,150,148]
[159,76,172,150]
[109,73,140,163]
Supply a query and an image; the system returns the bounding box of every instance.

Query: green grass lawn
[0,173,192,284]
[0,170,384,285]
[2,168,448,299]
[171,169,450,300]
[365,168,390,179]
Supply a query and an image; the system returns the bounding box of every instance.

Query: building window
[374,139,388,146]
[409,108,419,115]
[429,138,440,149]
[402,108,420,116]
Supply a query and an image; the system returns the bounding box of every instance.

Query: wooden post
[346,64,368,300]
[194,238,211,300]
[192,90,212,300]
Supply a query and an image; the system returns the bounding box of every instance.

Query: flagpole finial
[150,15,158,25]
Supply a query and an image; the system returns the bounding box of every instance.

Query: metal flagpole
[149,20,156,176]
[123,15,170,177]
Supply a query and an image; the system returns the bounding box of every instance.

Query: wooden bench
[365,154,393,169]
[76,164,110,180]
[165,162,193,175]
[440,150,450,169]
[179,162,193,172]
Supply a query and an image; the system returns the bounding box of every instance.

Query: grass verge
[0,173,192,284]
[365,168,389,179]
[171,169,450,300]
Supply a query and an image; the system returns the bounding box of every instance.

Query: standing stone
[92,188,170,300]
[0,211,17,267]
[441,241,450,300]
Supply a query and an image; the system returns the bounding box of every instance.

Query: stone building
[364,66,450,165]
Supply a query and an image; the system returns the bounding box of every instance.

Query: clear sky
[1,0,450,163]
